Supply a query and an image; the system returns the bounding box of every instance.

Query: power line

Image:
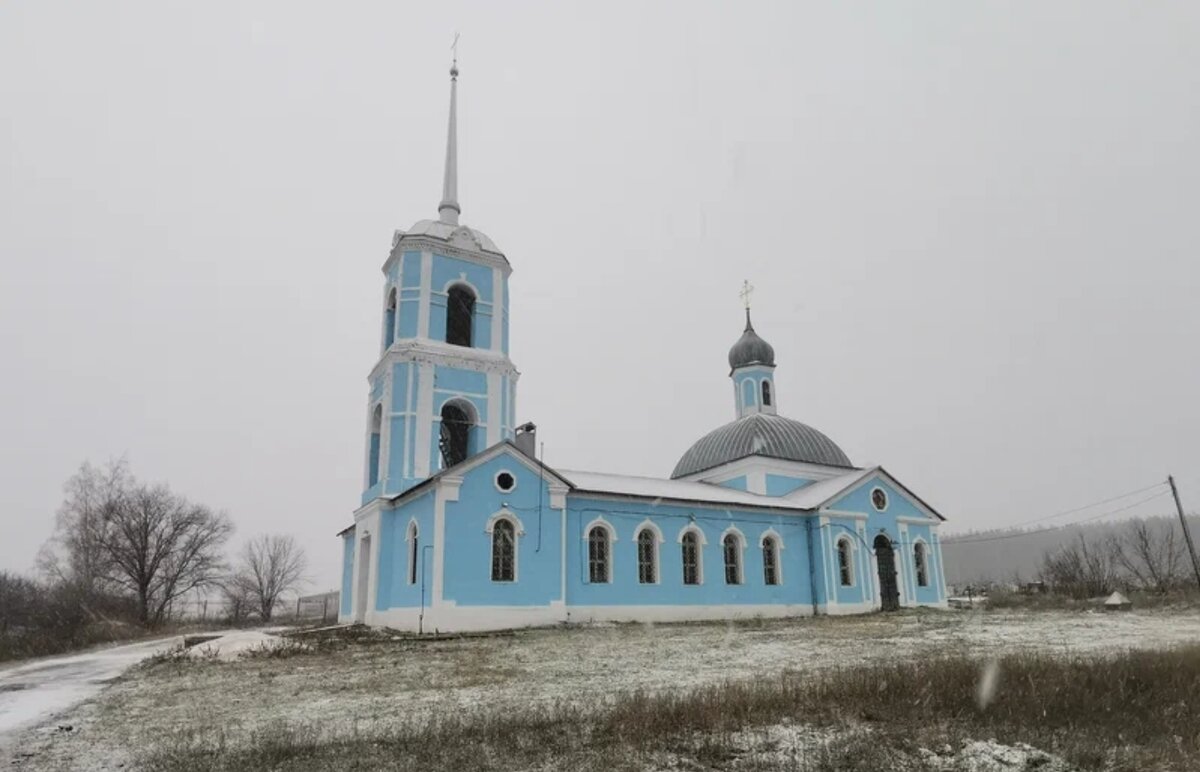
[943,489,1173,545]
[1000,480,1169,530]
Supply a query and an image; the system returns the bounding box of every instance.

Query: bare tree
[1110,518,1184,593]
[96,483,233,625]
[44,462,234,627]
[235,534,307,621]
[37,459,131,608]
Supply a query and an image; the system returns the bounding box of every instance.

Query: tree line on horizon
[942,514,1200,598]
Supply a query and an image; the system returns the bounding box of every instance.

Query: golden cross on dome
[739,279,755,310]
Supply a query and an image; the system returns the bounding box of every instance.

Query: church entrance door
[874,534,900,612]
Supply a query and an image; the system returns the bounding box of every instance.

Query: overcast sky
[3,2,1199,592]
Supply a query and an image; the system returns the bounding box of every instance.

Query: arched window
[914,542,929,587]
[368,404,382,487]
[446,284,475,347]
[723,533,742,585]
[636,529,657,584]
[491,518,515,582]
[384,288,397,349]
[408,524,419,584]
[762,536,779,586]
[761,380,772,407]
[439,402,473,468]
[837,538,854,587]
[681,531,701,585]
[588,526,610,584]
[742,379,756,411]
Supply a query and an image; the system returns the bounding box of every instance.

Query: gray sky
[3,2,1199,592]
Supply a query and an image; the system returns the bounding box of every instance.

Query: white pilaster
[417,251,432,340]
[414,362,435,479]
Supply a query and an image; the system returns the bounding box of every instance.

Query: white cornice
[369,340,521,383]
[383,236,512,275]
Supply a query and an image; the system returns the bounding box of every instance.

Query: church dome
[728,311,775,370]
[671,413,853,478]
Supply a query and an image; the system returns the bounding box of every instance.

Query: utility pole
[1168,475,1200,594]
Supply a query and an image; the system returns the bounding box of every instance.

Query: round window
[495,471,516,492]
[871,488,888,511]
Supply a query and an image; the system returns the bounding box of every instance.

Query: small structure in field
[1104,591,1132,612]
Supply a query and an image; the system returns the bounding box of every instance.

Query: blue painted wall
[715,476,748,491]
[441,452,564,607]
[564,497,814,608]
[765,474,814,496]
[376,491,435,609]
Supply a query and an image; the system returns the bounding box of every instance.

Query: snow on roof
[560,469,814,511]
[783,468,878,508]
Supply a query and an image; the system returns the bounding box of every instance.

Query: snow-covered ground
[0,637,175,742]
[7,609,1200,770]
[0,630,284,758]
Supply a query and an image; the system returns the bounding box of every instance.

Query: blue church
[337,63,948,632]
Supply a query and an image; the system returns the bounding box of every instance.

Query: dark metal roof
[728,310,776,370]
[671,413,854,478]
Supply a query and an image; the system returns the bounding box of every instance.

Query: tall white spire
[437,49,461,226]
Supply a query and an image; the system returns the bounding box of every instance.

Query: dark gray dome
[671,413,853,478]
[728,310,775,370]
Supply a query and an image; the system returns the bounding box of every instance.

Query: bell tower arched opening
[439,399,476,469]
[446,284,476,347]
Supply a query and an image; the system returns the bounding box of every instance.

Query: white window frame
[485,510,524,583]
[678,525,707,586]
[720,526,746,586]
[633,520,664,585]
[583,517,617,584]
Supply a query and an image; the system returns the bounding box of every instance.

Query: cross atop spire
[438,35,461,225]
[739,280,755,310]
[739,280,756,330]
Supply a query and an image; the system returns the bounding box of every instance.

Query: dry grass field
[7,607,1200,771]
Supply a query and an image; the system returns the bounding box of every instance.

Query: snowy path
[0,637,175,745]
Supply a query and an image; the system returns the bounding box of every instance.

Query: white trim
[417,251,432,339]
[413,363,434,480]
[819,509,869,521]
[583,518,616,584]
[720,526,747,585]
[678,525,706,586]
[681,456,852,487]
[433,477,460,605]
[582,516,618,542]
[405,519,420,585]
[835,534,856,588]
[494,469,517,493]
[632,520,662,585]
[631,518,665,544]
[896,516,939,525]
[491,266,503,355]
[912,537,931,589]
[485,509,525,535]
[486,509,523,583]
[759,529,783,586]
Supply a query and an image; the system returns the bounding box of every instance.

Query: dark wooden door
[874,534,900,611]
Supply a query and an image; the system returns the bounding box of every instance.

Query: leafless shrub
[1110,518,1185,593]
[1039,532,1119,598]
